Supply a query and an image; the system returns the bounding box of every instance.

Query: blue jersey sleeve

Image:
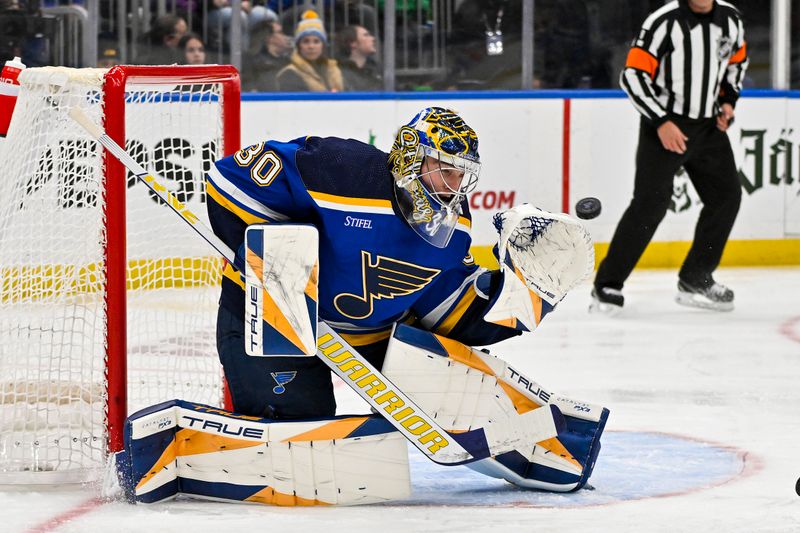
[205,138,317,257]
[412,256,521,347]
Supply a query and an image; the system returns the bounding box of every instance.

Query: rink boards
[3,91,795,272]
[239,91,800,268]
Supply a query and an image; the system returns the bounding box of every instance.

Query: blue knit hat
[294,10,327,45]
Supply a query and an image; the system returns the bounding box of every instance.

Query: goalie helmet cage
[0,65,240,484]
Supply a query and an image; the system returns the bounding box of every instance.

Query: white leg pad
[382,325,562,456]
[382,324,609,492]
[117,400,411,506]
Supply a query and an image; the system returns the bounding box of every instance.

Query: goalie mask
[388,107,481,248]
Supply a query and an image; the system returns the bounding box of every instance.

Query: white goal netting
[0,67,233,483]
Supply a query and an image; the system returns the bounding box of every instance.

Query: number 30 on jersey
[234,143,283,187]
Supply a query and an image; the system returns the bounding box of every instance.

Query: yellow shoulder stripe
[207,181,269,225]
[308,190,393,209]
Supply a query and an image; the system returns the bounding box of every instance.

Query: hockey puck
[575,197,602,220]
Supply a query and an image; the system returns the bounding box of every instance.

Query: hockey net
[0,66,240,483]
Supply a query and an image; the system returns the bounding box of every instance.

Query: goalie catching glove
[484,204,595,332]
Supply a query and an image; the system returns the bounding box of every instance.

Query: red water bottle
[0,56,26,138]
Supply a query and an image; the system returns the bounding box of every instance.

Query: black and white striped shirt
[620,0,748,125]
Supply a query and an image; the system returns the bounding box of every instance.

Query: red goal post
[102,66,240,454]
[0,65,239,483]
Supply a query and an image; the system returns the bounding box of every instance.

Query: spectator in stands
[539,0,610,88]
[173,0,202,33]
[242,20,291,92]
[0,0,25,63]
[206,0,277,53]
[0,0,49,66]
[445,0,525,90]
[335,24,381,92]
[277,1,379,41]
[276,10,343,92]
[0,0,21,11]
[137,14,188,65]
[590,0,655,88]
[179,33,206,65]
[793,6,800,88]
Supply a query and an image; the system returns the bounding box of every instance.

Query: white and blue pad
[116,399,410,506]
[243,224,318,356]
[382,324,609,492]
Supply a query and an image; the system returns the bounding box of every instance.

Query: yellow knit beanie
[294,10,327,45]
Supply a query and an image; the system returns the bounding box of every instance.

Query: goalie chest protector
[207,136,477,330]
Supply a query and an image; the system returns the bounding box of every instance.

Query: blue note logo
[334,251,440,319]
[271,371,297,394]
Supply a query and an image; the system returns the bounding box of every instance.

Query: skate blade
[675,292,734,312]
[589,300,623,316]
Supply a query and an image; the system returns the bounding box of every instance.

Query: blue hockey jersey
[206,136,518,353]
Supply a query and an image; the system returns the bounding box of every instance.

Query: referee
[592,0,748,313]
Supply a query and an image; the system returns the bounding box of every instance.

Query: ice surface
[3,268,800,532]
[401,431,747,507]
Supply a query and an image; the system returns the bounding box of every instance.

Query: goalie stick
[68,106,497,466]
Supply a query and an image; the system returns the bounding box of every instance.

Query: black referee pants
[595,116,742,291]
